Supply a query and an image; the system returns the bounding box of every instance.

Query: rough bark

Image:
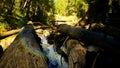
[0,24,48,68]
[57,24,120,50]
[66,39,86,68]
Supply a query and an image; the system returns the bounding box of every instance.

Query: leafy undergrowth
[0,22,11,35]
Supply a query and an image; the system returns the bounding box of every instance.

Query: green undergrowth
[0,22,11,34]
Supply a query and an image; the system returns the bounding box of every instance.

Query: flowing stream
[40,34,68,68]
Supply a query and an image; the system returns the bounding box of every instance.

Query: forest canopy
[0,0,55,30]
[0,0,120,32]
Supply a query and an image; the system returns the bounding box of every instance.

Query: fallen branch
[0,25,50,39]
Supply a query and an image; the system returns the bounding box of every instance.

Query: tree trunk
[0,24,48,68]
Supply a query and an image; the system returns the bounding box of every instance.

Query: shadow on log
[0,45,3,58]
[0,24,48,68]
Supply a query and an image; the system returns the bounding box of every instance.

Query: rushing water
[40,34,68,68]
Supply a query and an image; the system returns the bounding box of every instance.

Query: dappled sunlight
[55,14,78,26]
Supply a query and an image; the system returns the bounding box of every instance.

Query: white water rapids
[40,34,68,68]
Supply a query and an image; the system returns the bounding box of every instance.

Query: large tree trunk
[57,24,120,50]
[0,24,48,68]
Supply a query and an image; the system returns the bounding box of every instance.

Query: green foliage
[0,0,55,29]
[1,0,118,30]
[55,0,88,17]
[55,0,68,15]
[0,22,11,31]
[76,0,88,17]
[66,0,88,16]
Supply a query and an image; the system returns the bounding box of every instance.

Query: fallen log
[0,25,49,39]
[0,29,21,39]
[50,20,72,23]
[0,24,48,68]
[57,24,120,50]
